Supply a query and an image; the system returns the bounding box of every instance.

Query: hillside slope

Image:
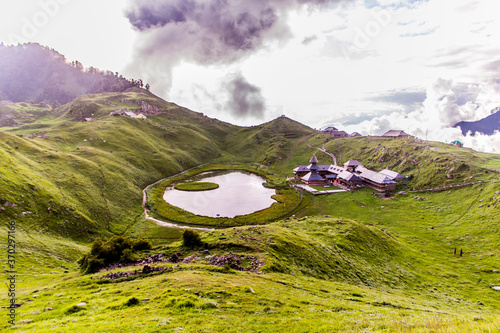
[1,91,500,331]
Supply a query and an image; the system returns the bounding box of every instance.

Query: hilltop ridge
[0,43,146,105]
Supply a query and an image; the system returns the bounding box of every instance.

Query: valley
[1,90,500,332]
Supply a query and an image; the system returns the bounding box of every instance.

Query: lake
[163,171,276,218]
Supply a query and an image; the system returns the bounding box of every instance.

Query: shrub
[65,305,85,314]
[123,297,140,307]
[176,299,196,309]
[134,237,153,251]
[183,229,203,248]
[78,236,153,274]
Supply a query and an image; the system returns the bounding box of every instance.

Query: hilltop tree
[0,43,149,104]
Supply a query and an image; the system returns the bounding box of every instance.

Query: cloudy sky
[1,0,500,152]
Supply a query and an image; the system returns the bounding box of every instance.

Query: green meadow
[0,91,499,332]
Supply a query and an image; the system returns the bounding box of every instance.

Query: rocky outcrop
[119,99,162,116]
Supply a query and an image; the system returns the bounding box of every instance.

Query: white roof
[327,165,346,175]
[379,169,404,180]
[357,167,396,184]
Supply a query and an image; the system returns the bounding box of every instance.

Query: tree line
[0,43,150,106]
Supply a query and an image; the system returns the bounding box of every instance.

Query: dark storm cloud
[126,2,188,30]
[224,73,265,118]
[126,0,281,55]
[124,0,346,93]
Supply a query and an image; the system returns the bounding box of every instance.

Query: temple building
[294,154,401,192]
[298,154,328,185]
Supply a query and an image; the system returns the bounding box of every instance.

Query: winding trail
[142,166,216,232]
[408,180,489,193]
[307,143,337,165]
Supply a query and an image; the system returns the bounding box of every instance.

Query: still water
[163,171,276,218]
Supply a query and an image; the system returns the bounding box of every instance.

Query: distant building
[322,126,338,134]
[450,140,463,147]
[381,130,413,138]
[350,132,362,137]
[330,130,349,138]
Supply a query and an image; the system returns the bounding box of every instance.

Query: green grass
[2,217,500,332]
[1,91,500,331]
[173,182,219,191]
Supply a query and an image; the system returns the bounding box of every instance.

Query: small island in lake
[173,182,219,191]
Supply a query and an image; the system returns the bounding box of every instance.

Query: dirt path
[307,143,337,165]
[142,165,216,232]
[407,180,489,193]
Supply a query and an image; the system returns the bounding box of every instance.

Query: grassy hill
[1,91,500,331]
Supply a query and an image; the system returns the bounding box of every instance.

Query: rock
[169,253,181,263]
[142,265,152,274]
[45,307,53,311]
[76,302,86,307]
[182,255,197,264]
[142,298,150,302]
[9,303,22,308]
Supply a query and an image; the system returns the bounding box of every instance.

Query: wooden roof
[379,169,405,180]
[357,167,396,184]
[343,160,363,168]
[301,171,324,182]
[381,130,413,137]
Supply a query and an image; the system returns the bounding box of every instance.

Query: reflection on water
[163,171,276,218]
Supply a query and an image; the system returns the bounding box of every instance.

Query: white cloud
[339,77,500,153]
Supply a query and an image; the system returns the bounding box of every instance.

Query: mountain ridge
[0,43,146,105]
[454,106,500,135]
